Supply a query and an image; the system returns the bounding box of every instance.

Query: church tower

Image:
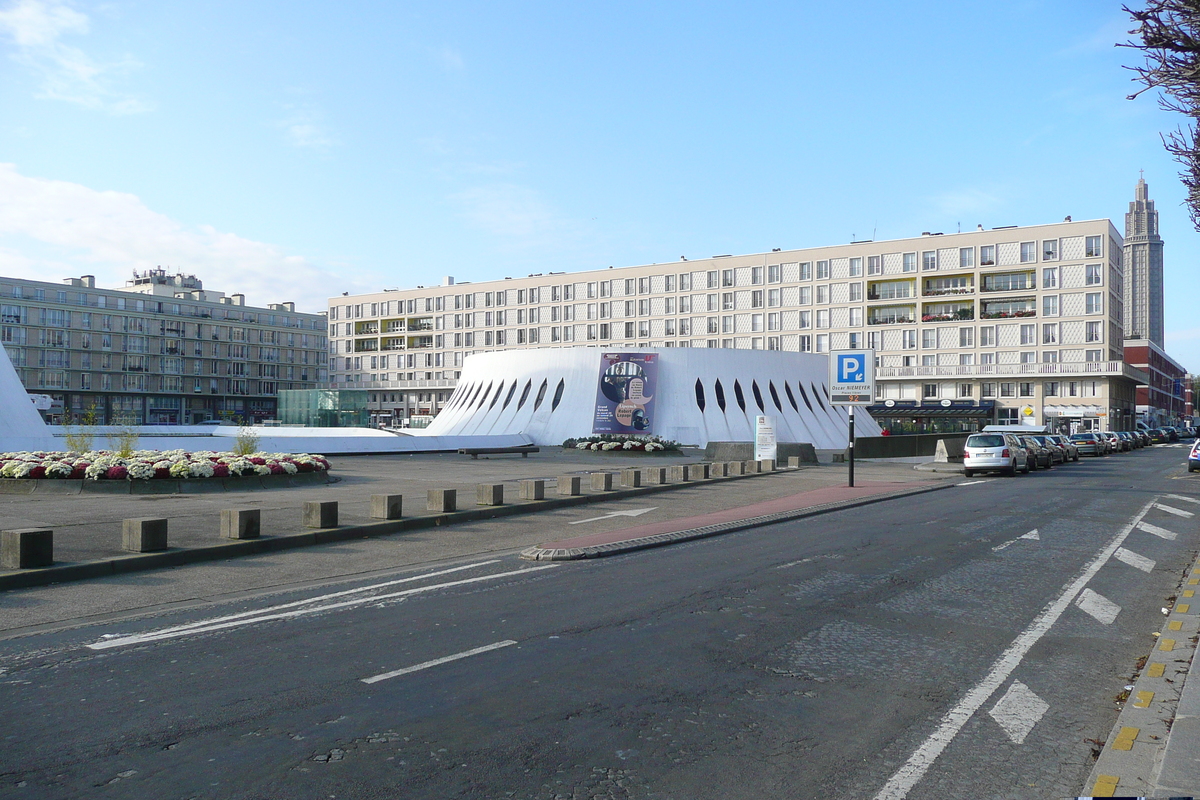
[1123,176,1165,347]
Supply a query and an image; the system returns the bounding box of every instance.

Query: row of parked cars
[963,426,1196,478]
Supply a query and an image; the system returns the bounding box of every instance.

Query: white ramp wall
[420,347,879,448]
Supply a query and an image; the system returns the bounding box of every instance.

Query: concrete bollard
[1,529,53,569]
[221,509,260,540]
[476,484,505,506]
[590,472,614,491]
[428,489,457,513]
[743,460,760,474]
[669,465,690,482]
[727,461,745,476]
[710,462,729,478]
[758,459,775,473]
[644,467,668,485]
[557,475,582,496]
[122,518,168,553]
[693,463,711,479]
[787,456,803,469]
[303,500,339,529]
[620,468,642,488]
[520,479,545,501]
[371,494,403,520]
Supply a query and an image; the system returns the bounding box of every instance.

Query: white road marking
[1114,547,1156,573]
[87,565,557,650]
[569,507,658,525]
[871,496,1159,800]
[1154,502,1195,518]
[957,480,990,486]
[1165,494,1200,505]
[987,680,1049,744]
[991,530,1038,552]
[1137,520,1178,540]
[1075,588,1122,625]
[361,640,518,684]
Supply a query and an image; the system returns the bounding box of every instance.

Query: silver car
[963,433,1029,477]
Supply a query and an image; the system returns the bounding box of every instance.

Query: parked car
[1020,436,1052,469]
[1031,435,1066,465]
[963,433,1029,477]
[1101,432,1128,452]
[1166,427,1181,442]
[1136,430,1152,447]
[1190,440,1200,473]
[1116,431,1139,450]
[1149,428,1170,444]
[1048,434,1080,462]
[1070,432,1106,456]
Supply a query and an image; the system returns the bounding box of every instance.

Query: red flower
[106,466,128,480]
[213,464,230,477]
[29,466,46,479]
[155,467,171,479]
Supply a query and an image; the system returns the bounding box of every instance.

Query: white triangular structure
[0,343,57,452]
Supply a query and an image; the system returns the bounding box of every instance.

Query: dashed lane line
[1114,547,1156,573]
[871,496,1160,800]
[1136,520,1178,540]
[1154,502,1195,518]
[362,640,519,684]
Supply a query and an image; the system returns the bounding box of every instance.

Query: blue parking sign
[838,354,865,383]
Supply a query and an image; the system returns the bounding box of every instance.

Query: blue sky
[1,1,1198,369]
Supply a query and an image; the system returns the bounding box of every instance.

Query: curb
[519,481,957,561]
[0,465,818,591]
[1084,555,1200,797]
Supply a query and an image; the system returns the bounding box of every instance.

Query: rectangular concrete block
[758,459,775,472]
[727,461,745,475]
[590,472,614,491]
[520,479,545,501]
[221,508,260,540]
[620,468,642,488]
[669,465,690,482]
[476,483,504,506]
[428,488,457,512]
[710,462,729,478]
[743,460,760,474]
[693,463,711,479]
[371,494,403,520]
[644,467,668,485]
[122,518,168,553]
[557,475,582,496]
[787,456,802,469]
[1,529,53,569]
[303,500,339,529]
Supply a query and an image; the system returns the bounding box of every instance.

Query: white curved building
[420,347,879,448]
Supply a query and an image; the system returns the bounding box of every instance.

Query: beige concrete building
[329,218,1144,432]
[1,269,328,424]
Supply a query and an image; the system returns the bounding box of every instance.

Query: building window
[751,266,764,285]
[959,353,974,365]
[1020,242,1036,263]
[1000,382,1016,397]
[1045,381,1059,396]
[848,332,862,348]
[751,314,764,332]
[979,326,995,347]
[768,288,781,307]
[1085,349,1103,362]
[849,307,863,326]
[1085,293,1103,314]
[679,273,692,291]
[722,269,735,287]
[767,265,780,283]
[1085,321,1102,342]
[922,354,936,366]
[816,310,830,328]
[980,245,996,266]
[1042,323,1058,344]
[902,253,916,272]
[1085,264,1102,286]
[799,262,812,281]
[815,334,829,352]
[816,261,830,279]
[922,329,936,348]
[751,290,764,308]
[768,312,781,331]
[1019,382,1035,397]
[1042,240,1058,260]
[799,286,812,305]
[959,247,974,268]
[1020,352,1036,363]
[959,383,973,397]
[1043,351,1058,363]
[981,382,996,398]
[721,316,734,333]
[799,335,812,352]
[849,283,863,302]
[867,255,882,275]
[1085,235,1102,258]
[848,258,863,277]
[922,251,937,271]
[1043,295,1059,316]
[767,336,780,351]
[901,329,917,349]
[798,311,811,329]
[1020,324,1035,345]
[959,327,974,347]
[816,285,829,304]
[923,383,938,399]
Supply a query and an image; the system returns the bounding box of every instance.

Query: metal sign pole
[848,405,855,488]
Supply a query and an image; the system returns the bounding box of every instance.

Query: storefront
[865,400,996,434]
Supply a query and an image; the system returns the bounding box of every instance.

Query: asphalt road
[1,445,1197,799]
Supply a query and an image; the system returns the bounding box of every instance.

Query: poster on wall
[593,352,658,434]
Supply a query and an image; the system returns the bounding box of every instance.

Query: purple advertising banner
[592,352,658,434]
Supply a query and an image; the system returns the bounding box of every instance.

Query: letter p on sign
[839,354,864,383]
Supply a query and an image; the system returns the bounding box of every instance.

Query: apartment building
[1,269,328,424]
[329,218,1144,432]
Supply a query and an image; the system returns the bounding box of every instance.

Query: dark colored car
[1020,436,1052,469]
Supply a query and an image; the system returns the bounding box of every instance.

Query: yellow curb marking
[1091,774,1119,797]
[1185,590,1195,598]
[1148,663,1165,677]
[1112,726,1139,751]
[1188,578,1198,585]
[1133,690,1154,708]
[1170,620,1183,631]
[1160,638,1176,651]
[1178,603,1191,613]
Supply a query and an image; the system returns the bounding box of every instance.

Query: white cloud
[0,0,147,113]
[453,183,571,241]
[0,163,370,312]
[278,100,335,149]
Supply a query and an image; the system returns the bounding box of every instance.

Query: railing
[867,316,915,325]
[981,282,1035,293]
[875,361,1147,381]
[922,287,974,297]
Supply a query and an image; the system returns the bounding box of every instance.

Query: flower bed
[0,450,331,481]
[562,435,680,452]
